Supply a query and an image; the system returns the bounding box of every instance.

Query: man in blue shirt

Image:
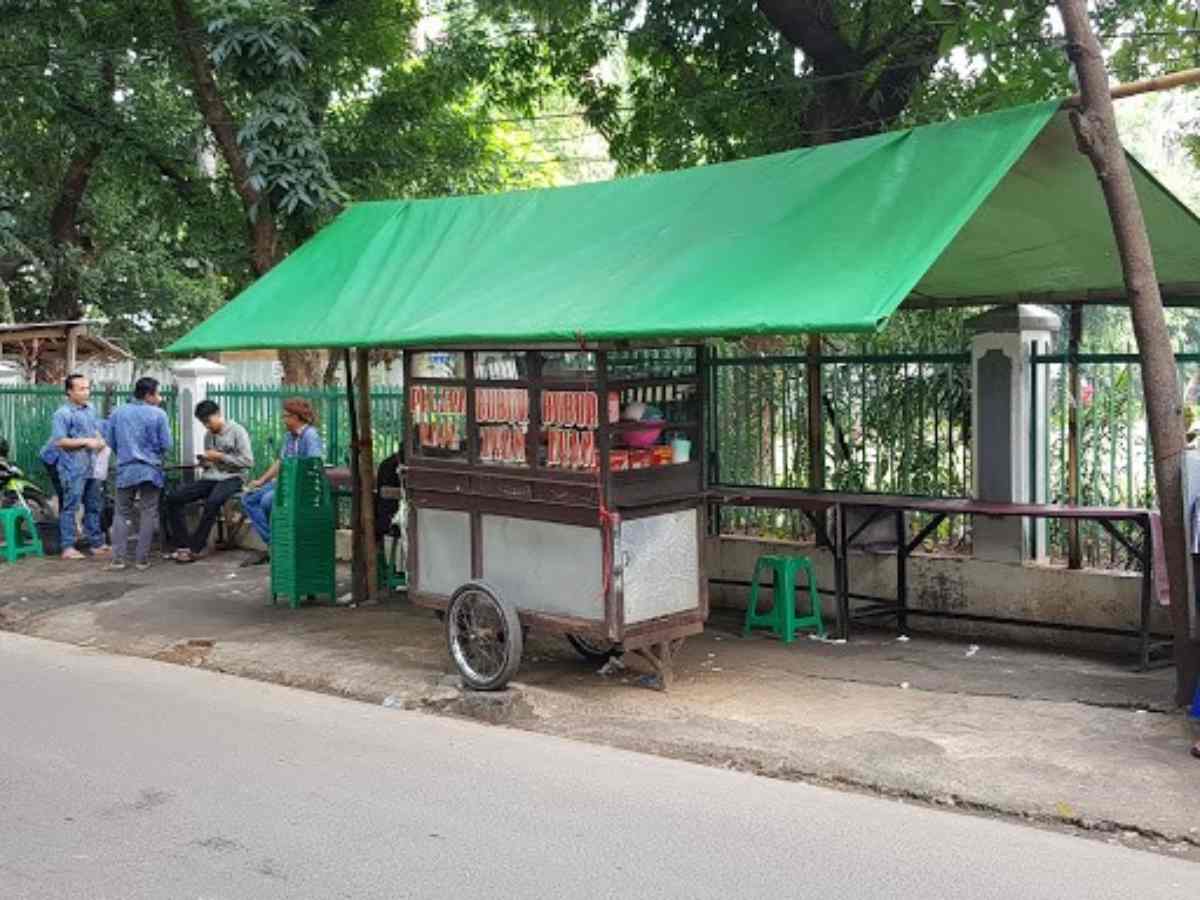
[241,397,324,566]
[105,377,173,570]
[40,374,108,559]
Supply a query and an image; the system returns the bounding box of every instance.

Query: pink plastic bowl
[622,423,665,448]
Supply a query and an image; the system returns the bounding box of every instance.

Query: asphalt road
[1,632,1196,900]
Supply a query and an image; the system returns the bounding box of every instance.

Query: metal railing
[1031,348,1200,566]
[708,347,973,546]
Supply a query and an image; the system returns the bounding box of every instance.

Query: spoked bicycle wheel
[446,581,523,691]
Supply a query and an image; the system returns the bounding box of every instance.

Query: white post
[968,305,1060,564]
[170,357,228,468]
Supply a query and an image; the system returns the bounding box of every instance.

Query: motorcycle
[0,437,56,524]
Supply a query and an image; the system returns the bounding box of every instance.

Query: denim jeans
[111,483,161,565]
[58,469,104,551]
[242,484,275,546]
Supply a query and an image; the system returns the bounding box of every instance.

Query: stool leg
[804,560,826,638]
[23,511,44,558]
[744,558,769,636]
[778,560,798,644]
[1,514,16,563]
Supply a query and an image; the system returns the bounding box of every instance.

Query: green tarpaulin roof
[168,100,1200,353]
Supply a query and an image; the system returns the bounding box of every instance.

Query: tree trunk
[173,0,327,383]
[278,349,325,386]
[44,61,115,327]
[1057,0,1198,705]
[45,145,101,323]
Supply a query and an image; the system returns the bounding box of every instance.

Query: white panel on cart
[482,516,605,620]
[417,508,471,596]
[622,509,700,624]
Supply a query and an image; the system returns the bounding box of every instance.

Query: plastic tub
[622,423,664,448]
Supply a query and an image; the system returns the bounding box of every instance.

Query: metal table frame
[714,489,1171,671]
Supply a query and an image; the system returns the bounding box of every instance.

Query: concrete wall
[708,534,1171,654]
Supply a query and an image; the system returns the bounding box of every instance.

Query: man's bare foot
[91,545,112,557]
[61,547,86,560]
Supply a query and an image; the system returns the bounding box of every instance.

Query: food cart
[404,344,708,689]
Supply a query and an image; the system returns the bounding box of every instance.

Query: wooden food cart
[405,345,708,690]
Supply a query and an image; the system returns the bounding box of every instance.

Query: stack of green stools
[270,457,337,608]
[743,554,825,643]
[0,507,44,563]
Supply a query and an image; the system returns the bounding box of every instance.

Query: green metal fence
[206,384,406,476]
[0,383,179,493]
[709,347,973,545]
[1032,349,1200,566]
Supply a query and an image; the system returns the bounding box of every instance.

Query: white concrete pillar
[170,357,227,468]
[968,305,1060,563]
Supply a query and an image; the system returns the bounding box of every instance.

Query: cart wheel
[565,634,618,663]
[446,581,523,691]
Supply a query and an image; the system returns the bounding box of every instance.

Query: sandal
[175,549,196,564]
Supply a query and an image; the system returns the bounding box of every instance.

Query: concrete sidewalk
[1,553,1196,854]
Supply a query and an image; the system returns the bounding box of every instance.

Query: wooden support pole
[344,349,365,603]
[1058,0,1198,705]
[806,334,824,491]
[1067,304,1083,569]
[356,347,379,600]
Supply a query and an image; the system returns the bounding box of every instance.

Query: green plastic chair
[0,506,45,563]
[743,554,825,643]
[270,458,337,608]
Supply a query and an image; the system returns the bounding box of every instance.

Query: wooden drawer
[533,481,598,507]
[408,468,470,494]
[472,475,534,501]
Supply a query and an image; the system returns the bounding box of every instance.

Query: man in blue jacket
[40,374,108,559]
[105,377,173,570]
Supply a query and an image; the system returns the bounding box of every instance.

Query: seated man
[240,398,324,566]
[166,400,254,563]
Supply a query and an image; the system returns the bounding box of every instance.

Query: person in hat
[239,397,323,565]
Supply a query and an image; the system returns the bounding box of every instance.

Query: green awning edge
[167,100,1114,355]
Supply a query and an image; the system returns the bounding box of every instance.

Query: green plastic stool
[743,554,825,643]
[376,536,407,592]
[0,507,45,563]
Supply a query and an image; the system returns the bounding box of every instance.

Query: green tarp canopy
[168,100,1200,353]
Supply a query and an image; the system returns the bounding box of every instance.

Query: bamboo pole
[356,347,379,600]
[1061,67,1200,108]
[1057,1,1198,706]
